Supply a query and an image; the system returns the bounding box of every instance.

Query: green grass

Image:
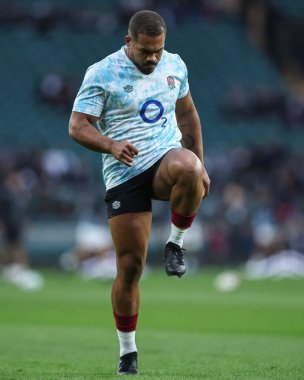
[0,269,304,379]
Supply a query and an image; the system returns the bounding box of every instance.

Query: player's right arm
[68,111,138,167]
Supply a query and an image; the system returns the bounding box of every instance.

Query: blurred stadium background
[1,2,304,379]
[0,0,304,282]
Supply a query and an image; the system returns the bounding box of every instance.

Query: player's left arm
[175,90,211,197]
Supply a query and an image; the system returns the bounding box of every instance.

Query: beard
[126,48,158,74]
[136,61,157,74]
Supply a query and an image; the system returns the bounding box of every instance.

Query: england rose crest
[167,76,175,90]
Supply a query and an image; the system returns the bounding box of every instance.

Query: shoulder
[87,50,122,72]
[161,50,188,77]
[84,49,124,81]
[161,50,188,81]
[163,50,187,68]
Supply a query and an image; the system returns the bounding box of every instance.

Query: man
[69,10,210,375]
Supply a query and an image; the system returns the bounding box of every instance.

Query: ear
[125,35,131,46]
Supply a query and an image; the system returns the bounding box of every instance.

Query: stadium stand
[0,20,301,149]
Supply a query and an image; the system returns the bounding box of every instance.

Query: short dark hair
[128,10,166,40]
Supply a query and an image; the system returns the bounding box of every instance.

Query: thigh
[109,212,152,262]
[152,148,201,200]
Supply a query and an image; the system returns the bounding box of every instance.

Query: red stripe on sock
[113,311,138,332]
[171,209,197,229]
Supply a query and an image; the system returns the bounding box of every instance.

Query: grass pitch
[0,269,303,379]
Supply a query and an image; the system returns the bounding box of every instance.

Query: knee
[117,253,145,287]
[172,153,203,184]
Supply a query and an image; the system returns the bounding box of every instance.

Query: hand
[110,140,138,167]
[201,165,211,199]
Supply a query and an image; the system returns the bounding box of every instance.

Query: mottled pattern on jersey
[73,46,189,189]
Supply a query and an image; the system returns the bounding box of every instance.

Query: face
[125,32,165,74]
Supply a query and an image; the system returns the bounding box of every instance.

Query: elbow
[68,120,78,140]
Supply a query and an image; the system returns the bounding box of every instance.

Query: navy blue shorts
[104,155,167,219]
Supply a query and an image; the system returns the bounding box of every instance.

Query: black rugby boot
[164,242,186,277]
[117,351,138,375]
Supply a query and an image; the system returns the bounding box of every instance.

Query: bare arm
[68,111,138,167]
[175,91,204,163]
[175,91,211,197]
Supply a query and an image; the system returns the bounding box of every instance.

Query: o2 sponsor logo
[140,99,167,128]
